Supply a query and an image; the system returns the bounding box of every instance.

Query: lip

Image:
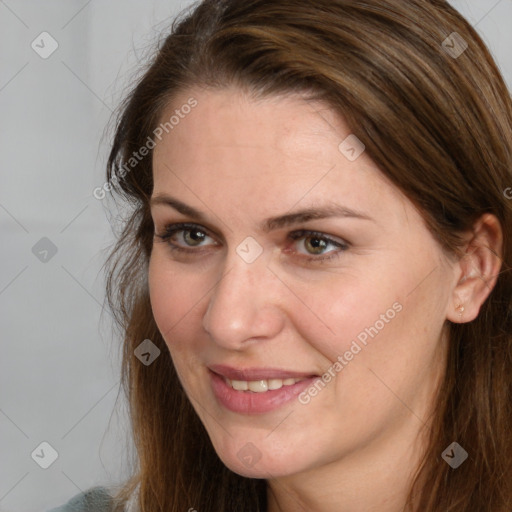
[208,368,318,414]
[208,364,318,381]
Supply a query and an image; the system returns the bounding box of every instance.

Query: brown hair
[104,1,512,510]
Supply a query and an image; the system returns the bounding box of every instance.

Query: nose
[202,249,286,350]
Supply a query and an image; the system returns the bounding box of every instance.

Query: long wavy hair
[104,1,512,510]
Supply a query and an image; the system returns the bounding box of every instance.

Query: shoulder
[46,487,114,512]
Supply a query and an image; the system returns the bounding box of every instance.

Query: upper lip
[208,364,318,381]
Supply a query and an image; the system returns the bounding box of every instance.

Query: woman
[51,0,512,510]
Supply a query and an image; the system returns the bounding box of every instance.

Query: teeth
[268,379,285,390]
[226,377,306,392]
[248,380,268,392]
[231,380,248,391]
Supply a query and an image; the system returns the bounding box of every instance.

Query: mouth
[208,363,318,382]
[208,364,320,414]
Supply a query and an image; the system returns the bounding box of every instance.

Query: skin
[148,86,503,512]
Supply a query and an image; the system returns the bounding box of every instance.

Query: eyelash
[154,222,349,263]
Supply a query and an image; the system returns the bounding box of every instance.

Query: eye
[154,223,349,263]
[287,230,349,262]
[154,223,217,252]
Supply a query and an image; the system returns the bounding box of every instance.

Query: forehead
[151,86,410,225]
[154,87,342,160]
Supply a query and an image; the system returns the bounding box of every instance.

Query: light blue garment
[47,487,113,512]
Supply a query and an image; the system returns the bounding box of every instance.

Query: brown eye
[288,230,349,263]
[182,228,206,246]
[303,236,329,255]
[155,223,217,253]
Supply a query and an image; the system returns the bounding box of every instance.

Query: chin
[214,443,300,479]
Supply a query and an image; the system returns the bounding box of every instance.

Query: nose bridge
[202,247,285,347]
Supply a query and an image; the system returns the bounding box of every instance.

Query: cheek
[148,250,219,356]
[288,269,401,363]
[148,254,194,344]
[148,258,209,394]
[316,261,449,413]
[294,255,442,401]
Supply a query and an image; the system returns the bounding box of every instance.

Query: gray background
[0,1,510,511]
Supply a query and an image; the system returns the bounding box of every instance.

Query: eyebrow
[149,194,375,232]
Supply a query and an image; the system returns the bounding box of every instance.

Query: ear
[447,213,503,324]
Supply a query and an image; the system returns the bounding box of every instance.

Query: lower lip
[209,370,317,414]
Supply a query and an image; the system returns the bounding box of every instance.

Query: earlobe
[447,213,503,324]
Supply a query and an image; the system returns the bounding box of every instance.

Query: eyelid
[155,222,220,245]
[287,229,349,249]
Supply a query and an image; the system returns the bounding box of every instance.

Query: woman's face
[149,87,457,479]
